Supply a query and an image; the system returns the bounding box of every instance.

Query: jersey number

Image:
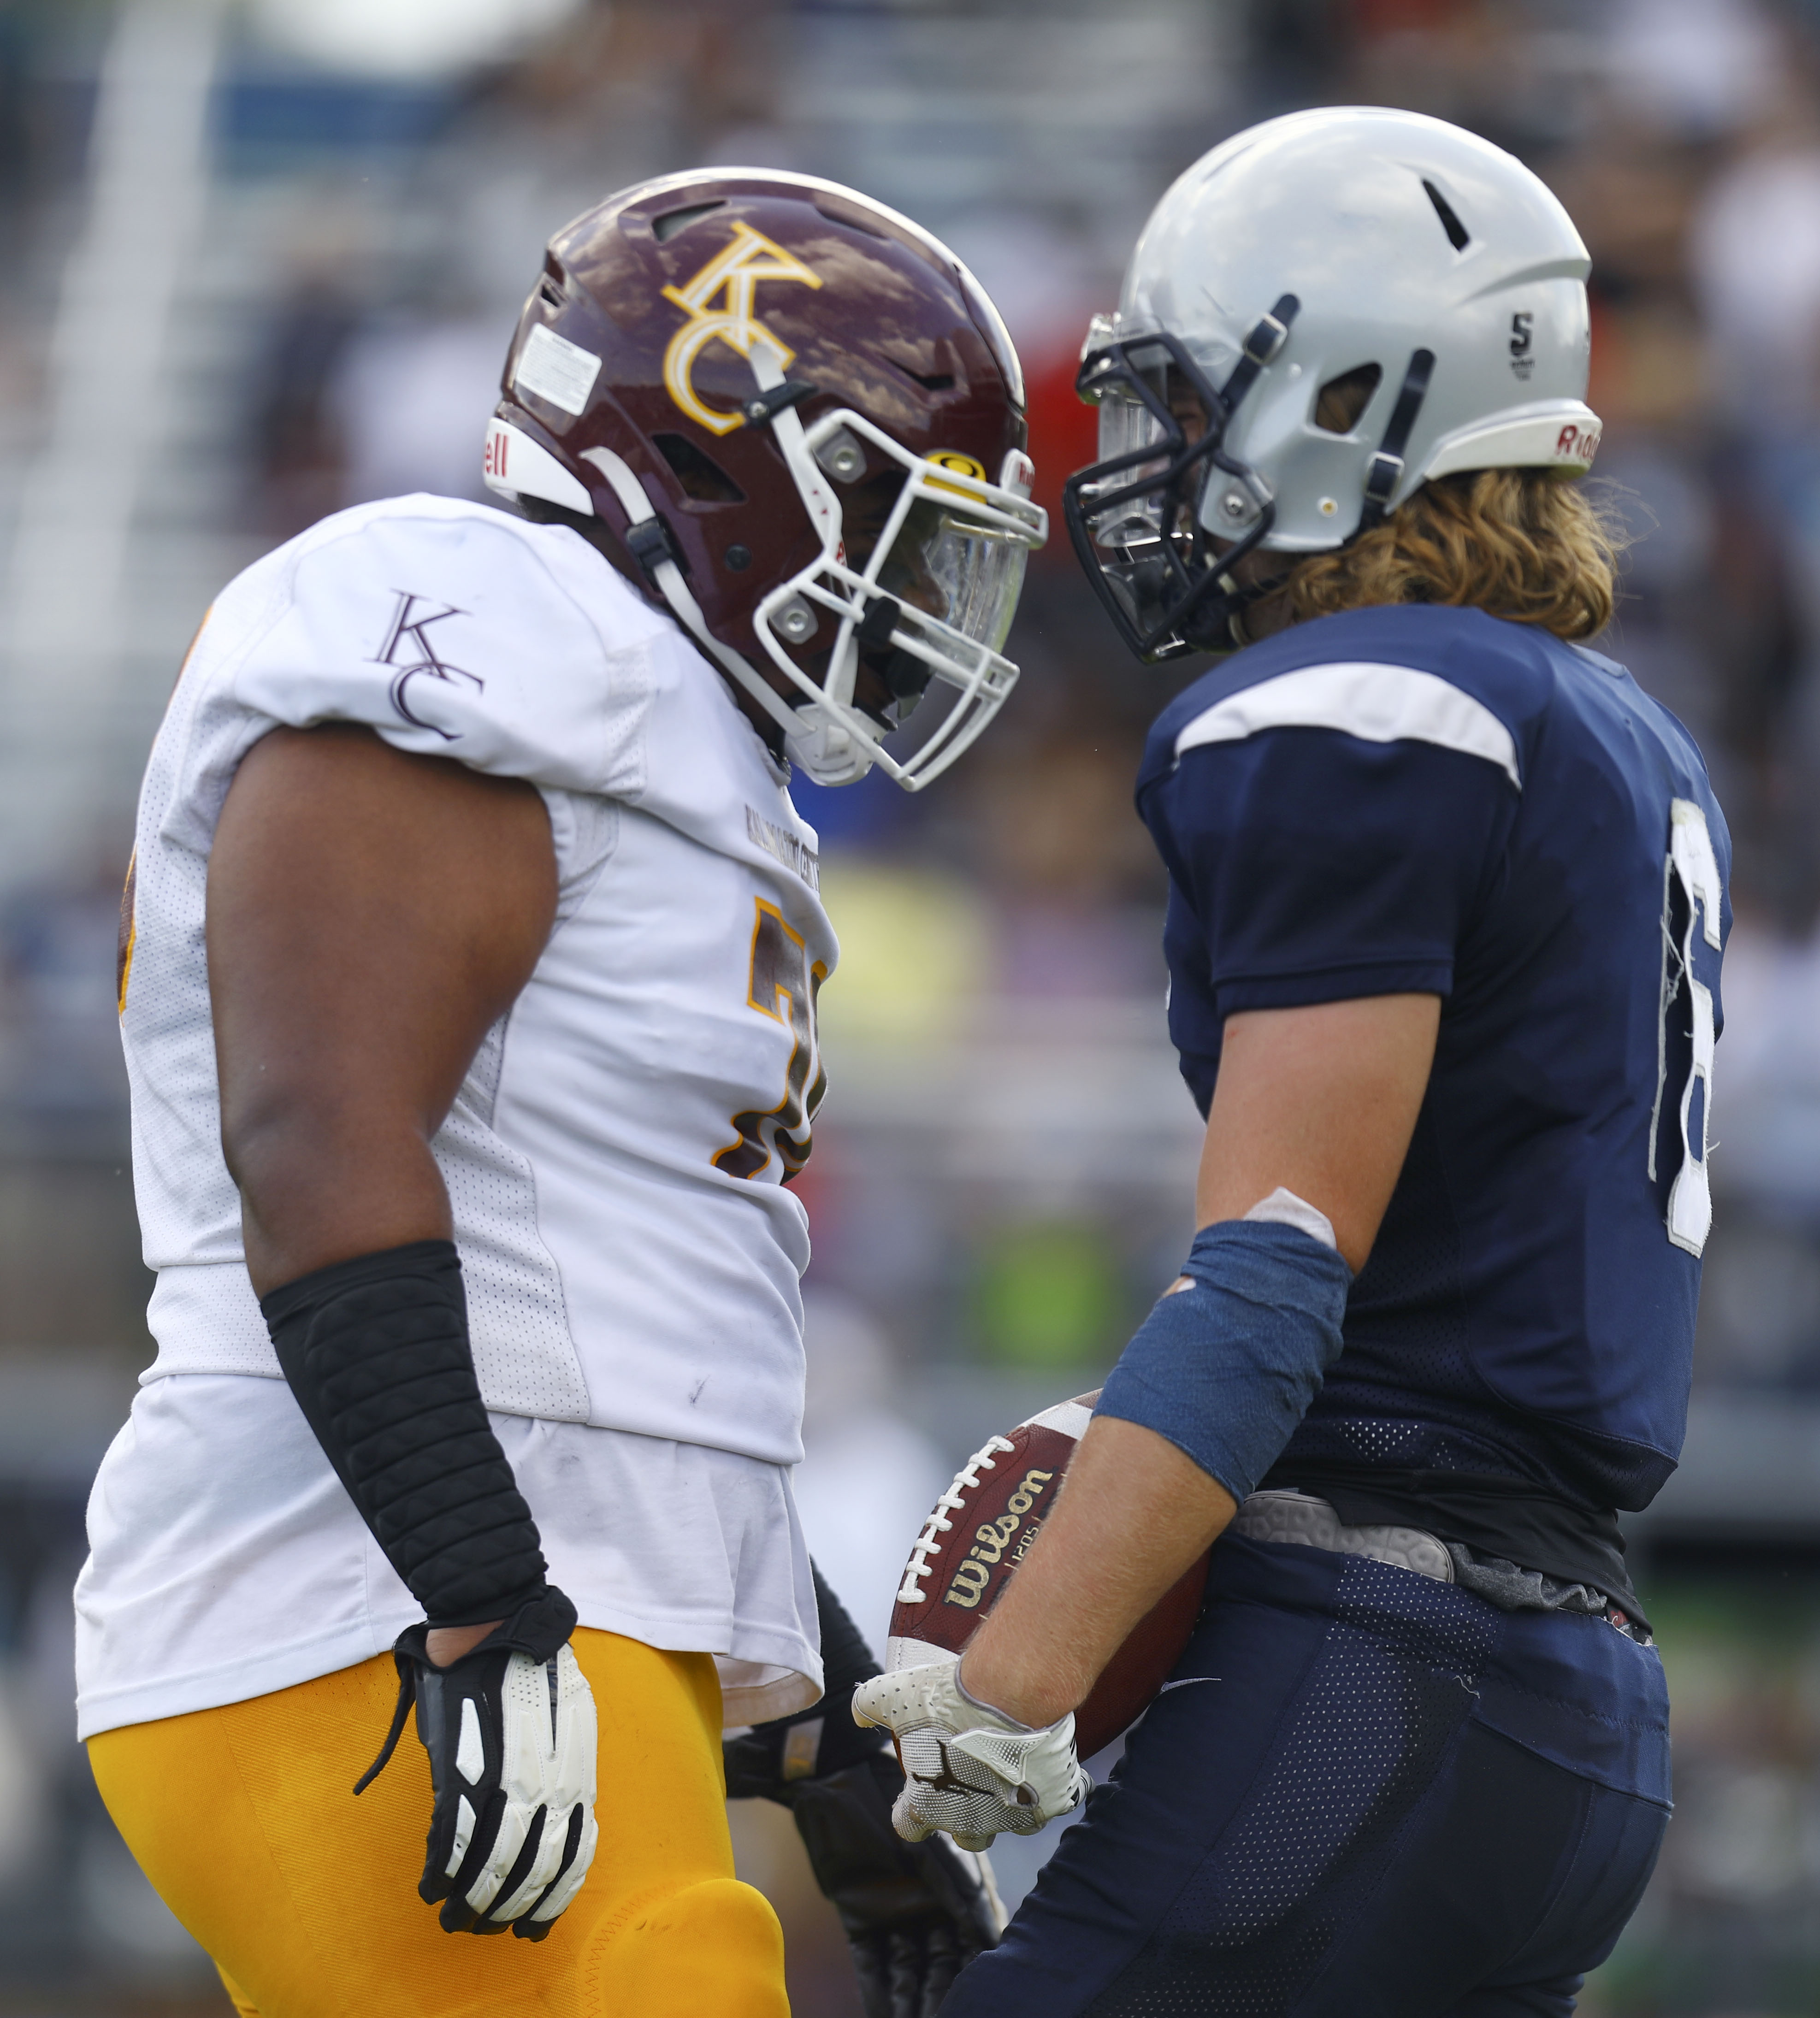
[1650,799,1722,1256]
[713,899,827,1181]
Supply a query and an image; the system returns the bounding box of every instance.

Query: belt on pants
[1231,1487,1455,1579]
[1230,1487,1652,1643]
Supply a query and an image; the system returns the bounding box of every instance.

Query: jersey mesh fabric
[1140,604,1730,1516]
[75,1371,821,1736]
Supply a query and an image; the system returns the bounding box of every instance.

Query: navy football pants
[945,1535,1671,2018]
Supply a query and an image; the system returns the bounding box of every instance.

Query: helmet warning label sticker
[661,222,821,435]
[514,323,602,417]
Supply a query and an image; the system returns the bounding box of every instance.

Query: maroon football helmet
[482,169,1046,788]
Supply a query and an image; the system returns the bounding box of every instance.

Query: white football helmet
[1065,106,1603,659]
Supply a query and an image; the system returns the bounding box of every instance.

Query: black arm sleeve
[261,1238,567,1630]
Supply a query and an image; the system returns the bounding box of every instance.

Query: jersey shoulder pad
[220,494,660,797]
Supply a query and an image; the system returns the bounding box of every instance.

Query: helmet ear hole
[652,432,746,505]
[1313,364,1383,435]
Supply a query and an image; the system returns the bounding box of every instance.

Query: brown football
[887,1393,1211,1759]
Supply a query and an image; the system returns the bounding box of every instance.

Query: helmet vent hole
[1422,179,1471,253]
[652,200,726,243]
[1313,364,1383,435]
[538,277,563,310]
[886,355,956,392]
[652,431,746,505]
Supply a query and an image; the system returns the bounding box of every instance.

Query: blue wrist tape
[1095,1218,1353,1503]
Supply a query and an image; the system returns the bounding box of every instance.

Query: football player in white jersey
[79,170,1044,2018]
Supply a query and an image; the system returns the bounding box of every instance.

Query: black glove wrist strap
[261,1238,555,1628]
[355,1589,579,1796]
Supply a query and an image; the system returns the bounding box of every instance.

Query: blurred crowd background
[0,0,1817,2012]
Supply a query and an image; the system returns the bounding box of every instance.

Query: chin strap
[1217,295,1299,419]
[1223,335,1433,643]
[1357,347,1436,533]
[575,423,877,788]
[573,443,848,773]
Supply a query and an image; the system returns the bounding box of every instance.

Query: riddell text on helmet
[1556,420,1601,464]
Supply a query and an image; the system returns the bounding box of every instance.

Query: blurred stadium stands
[0,0,1819,2011]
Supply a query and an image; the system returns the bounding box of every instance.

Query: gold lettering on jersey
[661,223,822,435]
[940,1469,1056,1608]
[713,899,827,1182]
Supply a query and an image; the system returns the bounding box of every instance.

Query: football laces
[897,1434,1016,1605]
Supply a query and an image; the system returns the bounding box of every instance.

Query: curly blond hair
[1255,468,1625,643]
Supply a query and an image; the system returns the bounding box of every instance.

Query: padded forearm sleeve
[1095,1218,1353,1503]
[262,1239,560,1628]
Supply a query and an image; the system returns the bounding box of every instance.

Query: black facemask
[1063,300,1300,663]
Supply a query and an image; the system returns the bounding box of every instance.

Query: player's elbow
[222,1086,448,1292]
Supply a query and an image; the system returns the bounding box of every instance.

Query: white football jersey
[119,493,836,1467]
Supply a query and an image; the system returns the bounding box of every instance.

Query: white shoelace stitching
[896,1434,1017,1605]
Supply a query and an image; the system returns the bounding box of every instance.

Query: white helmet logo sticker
[662,222,822,435]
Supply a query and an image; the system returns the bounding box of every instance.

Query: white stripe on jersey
[1175,661,1522,789]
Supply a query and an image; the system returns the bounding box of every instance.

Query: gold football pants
[87,1628,789,2018]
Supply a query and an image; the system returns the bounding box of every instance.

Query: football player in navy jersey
[854,108,1722,2015]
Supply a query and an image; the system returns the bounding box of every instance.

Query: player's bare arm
[958,993,1439,1729]
[1184,992,1442,1270]
[210,722,556,1669]
[212,722,556,1298]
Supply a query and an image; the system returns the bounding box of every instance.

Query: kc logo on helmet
[662,223,821,435]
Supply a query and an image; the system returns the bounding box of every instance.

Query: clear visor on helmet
[1085,384,1173,549]
[878,496,1031,666]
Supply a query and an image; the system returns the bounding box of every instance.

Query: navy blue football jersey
[1139,603,1729,1515]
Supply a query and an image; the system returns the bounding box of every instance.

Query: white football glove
[851,1658,1089,1852]
[359,1617,599,1936]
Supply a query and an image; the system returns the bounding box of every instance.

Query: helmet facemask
[1064,306,1297,663]
[751,399,1044,788]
